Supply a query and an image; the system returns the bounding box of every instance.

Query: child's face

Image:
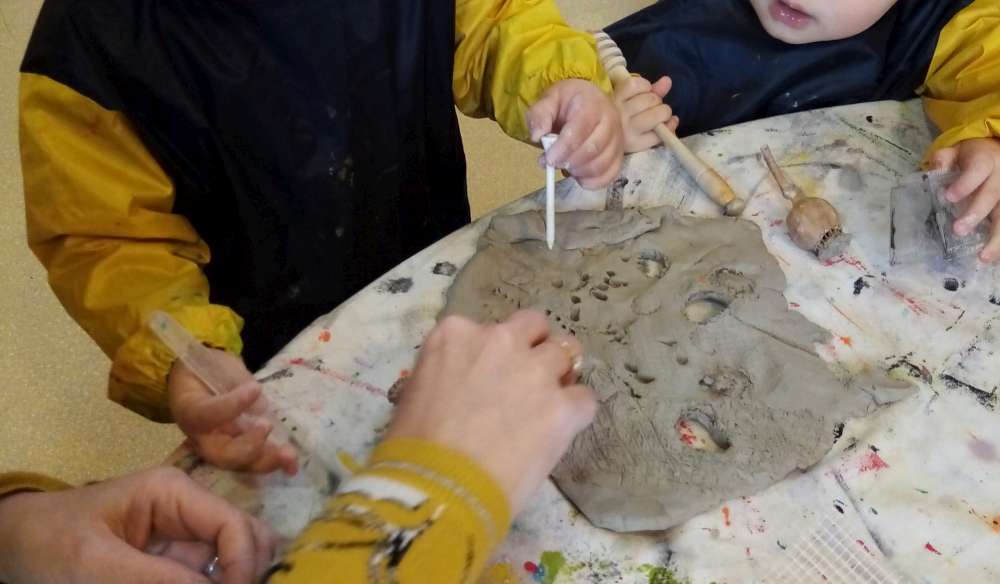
[749,0,898,44]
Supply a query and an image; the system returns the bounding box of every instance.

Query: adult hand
[526,79,625,190]
[930,137,1000,262]
[0,467,275,584]
[386,310,597,514]
[168,349,297,475]
[614,75,679,153]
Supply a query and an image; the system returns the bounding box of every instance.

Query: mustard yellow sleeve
[920,0,1000,156]
[20,73,244,422]
[267,439,512,584]
[454,0,612,142]
[0,472,70,499]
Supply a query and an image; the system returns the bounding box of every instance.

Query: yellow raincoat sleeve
[920,0,1000,155]
[20,73,244,423]
[268,438,512,584]
[453,0,612,142]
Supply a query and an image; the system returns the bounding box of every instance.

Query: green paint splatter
[539,551,567,584]
[638,564,690,584]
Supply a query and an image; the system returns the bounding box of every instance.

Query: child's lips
[769,0,813,29]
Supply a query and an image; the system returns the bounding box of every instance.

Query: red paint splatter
[991,516,1000,534]
[289,357,305,365]
[722,506,732,527]
[859,452,889,473]
[770,219,785,227]
[886,286,929,315]
[318,330,331,342]
[824,255,867,271]
[677,420,697,445]
[399,369,411,379]
[286,359,387,397]
[789,302,801,308]
[924,543,942,555]
[745,547,752,558]
[857,539,873,556]
[839,336,853,347]
[523,561,538,574]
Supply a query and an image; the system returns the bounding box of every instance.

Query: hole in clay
[684,292,731,324]
[637,250,669,279]
[676,410,731,452]
[699,369,752,397]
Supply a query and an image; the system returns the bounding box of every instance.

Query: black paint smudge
[853,277,870,296]
[834,500,846,514]
[432,262,457,277]
[941,374,997,410]
[870,507,879,515]
[989,295,1000,306]
[943,278,959,292]
[866,115,874,123]
[833,422,845,442]
[606,176,629,210]
[869,444,880,453]
[777,540,788,551]
[257,368,294,383]
[379,277,413,294]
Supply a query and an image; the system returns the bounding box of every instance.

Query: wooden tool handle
[595,33,745,217]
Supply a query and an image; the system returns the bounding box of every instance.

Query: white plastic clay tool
[149,310,334,488]
[542,133,558,250]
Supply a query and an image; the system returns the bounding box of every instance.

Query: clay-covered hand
[614,75,679,153]
[168,348,298,475]
[930,137,1000,262]
[385,310,597,514]
[0,467,275,584]
[525,79,625,190]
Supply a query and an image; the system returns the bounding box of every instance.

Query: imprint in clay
[442,206,913,532]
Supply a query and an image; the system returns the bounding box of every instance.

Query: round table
[190,99,1000,583]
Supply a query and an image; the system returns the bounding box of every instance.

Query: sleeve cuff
[0,472,71,499]
[363,437,512,548]
[109,304,244,422]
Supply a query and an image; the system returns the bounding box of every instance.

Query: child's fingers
[630,104,674,134]
[946,150,994,203]
[627,130,666,154]
[575,135,623,189]
[623,92,668,117]
[196,418,275,471]
[650,75,672,99]
[545,98,600,169]
[980,207,1000,262]
[954,175,1000,237]
[564,117,615,172]
[930,146,958,171]
[667,115,680,133]
[526,91,560,143]
[176,382,262,434]
[613,76,652,104]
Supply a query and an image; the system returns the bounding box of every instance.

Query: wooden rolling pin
[594,32,746,217]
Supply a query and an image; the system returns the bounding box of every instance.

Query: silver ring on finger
[202,555,220,578]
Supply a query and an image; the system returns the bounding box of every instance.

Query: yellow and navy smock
[608,0,1000,155]
[19,0,610,422]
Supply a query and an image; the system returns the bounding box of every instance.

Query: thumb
[929,146,958,171]
[99,539,210,584]
[526,85,563,143]
[651,75,672,99]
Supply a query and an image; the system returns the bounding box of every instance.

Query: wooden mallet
[594,32,746,217]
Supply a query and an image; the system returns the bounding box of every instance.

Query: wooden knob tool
[594,31,746,217]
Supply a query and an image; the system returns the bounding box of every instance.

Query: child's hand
[526,79,625,190]
[615,75,679,153]
[168,348,299,475]
[931,138,1000,262]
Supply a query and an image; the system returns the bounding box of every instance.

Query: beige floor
[0,0,651,484]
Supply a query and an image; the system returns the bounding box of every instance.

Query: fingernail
[945,189,960,202]
[572,356,583,373]
[955,220,973,236]
[981,251,995,262]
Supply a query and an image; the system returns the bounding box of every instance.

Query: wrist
[0,491,38,578]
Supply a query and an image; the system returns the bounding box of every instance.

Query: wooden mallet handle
[594,32,746,217]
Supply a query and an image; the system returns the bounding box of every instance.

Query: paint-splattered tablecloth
[190,100,1000,584]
